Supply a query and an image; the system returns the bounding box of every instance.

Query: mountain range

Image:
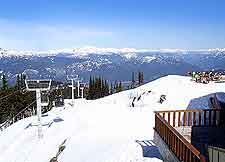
[0,47,225,85]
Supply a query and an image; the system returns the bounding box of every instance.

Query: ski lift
[25,79,51,139]
[25,80,52,107]
[26,80,51,90]
[41,91,50,107]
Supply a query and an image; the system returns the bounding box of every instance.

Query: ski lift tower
[80,83,85,99]
[67,75,78,106]
[25,79,52,139]
[76,76,83,98]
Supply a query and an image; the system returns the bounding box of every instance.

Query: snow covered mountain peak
[0,46,144,57]
[1,47,225,58]
[73,46,139,54]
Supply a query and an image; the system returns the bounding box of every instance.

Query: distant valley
[0,47,225,85]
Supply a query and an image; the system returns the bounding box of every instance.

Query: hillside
[0,75,225,162]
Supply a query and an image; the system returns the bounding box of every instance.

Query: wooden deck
[154,109,225,162]
[175,126,192,143]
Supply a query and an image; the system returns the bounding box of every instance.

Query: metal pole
[81,87,84,98]
[36,89,43,139]
[71,79,74,106]
[77,80,80,98]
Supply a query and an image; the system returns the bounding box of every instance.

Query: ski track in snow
[1,75,225,162]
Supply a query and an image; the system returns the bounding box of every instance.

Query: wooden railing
[156,109,224,128]
[155,113,206,162]
[154,109,224,162]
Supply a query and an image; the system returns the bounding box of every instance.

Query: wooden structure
[154,109,225,162]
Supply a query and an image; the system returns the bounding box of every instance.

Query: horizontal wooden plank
[155,109,221,113]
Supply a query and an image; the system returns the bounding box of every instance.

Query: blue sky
[0,0,225,50]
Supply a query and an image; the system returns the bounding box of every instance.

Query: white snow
[141,56,156,63]
[1,75,225,162]
[123,52,138,59]
[1,46,225,57]
[22,69,39,75]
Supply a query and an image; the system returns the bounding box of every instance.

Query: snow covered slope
[1,75,225,162]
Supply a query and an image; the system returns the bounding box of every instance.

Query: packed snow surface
[1,75,225,162]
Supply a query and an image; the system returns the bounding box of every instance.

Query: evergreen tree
[138,71,144,86]
[118,81,123,92]
[88,76,93,99]
[16,74,21,90]
[104,80,109,96]
[110,82,113,94]
[21,74,26,88]
[101,78,104,97]
[138,71,141,86]
[15,74,27,90]
[96,77,101,98]
[114,80,117,92]
[115,81,122,93]
[92,77,95,99]
[0,87,35,124]
[131,72,135,88]
[141,72,144,85]
[87,76,113,100]
[2,74,8,90]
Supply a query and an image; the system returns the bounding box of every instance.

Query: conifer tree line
[15,74,27,90]
[0,72,144,123]
[87,76,124,100]
[0,74,35,124]
[1,74,8,90]
[87,76,110,99]
[138,71,144,86]
[131,71,144,89]
[112,80,123,93]
[0,74,61,124]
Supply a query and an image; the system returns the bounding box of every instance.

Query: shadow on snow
[24,117,64,129]
[136,140,163,160]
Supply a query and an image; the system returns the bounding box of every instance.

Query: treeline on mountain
[86,72,144,100]
[0,74,63,124]
[0,71,145,123]
[131,71,144,89]
[0,74,35,124]
[87,76,110,100]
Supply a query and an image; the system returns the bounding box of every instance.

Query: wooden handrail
[154,108,225,162]
[155,112,207,162]
[155,109,224,128]
[154,108,221,113]
[156,113,201,156]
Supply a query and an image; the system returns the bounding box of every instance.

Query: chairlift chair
[25,80,52,91]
